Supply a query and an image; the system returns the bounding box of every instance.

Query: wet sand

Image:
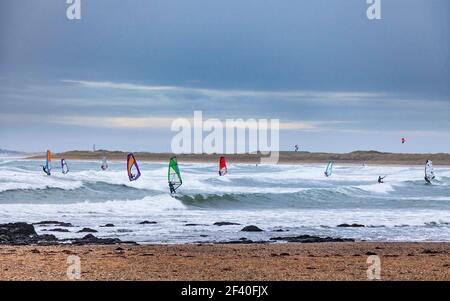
[0,242,448,280]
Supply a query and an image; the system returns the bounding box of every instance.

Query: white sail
[425,160,435,181]
[101,156,108,170]
[325,161,333,177]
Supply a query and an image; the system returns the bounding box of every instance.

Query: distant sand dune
[27,150,450,165]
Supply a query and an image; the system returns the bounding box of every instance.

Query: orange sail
[47,150,52,162]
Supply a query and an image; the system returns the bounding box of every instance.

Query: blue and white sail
[425,160,435,183]
[61,158,69,174]
[324,161,333,177]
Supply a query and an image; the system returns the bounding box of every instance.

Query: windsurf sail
[168,156,182,193]
[127,153,141,181]
[43,150,52,175]
[425,160,435,183]
[219,156,227,176]
[101,156,108,170]
[61,158,69,174]
[325,161,333,177]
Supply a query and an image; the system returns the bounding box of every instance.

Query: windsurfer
[169,182,176,194]
[42,166,50,176]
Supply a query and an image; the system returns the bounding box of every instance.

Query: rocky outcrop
[270,235,354,243]
[214,222,241,226]
[139,221,157,225]
[77,228,98,233]
[241,225,264,232]
[43,228,70,233]
[1,222,137,246]
[337,223,365,228]
[0,223,58,245]
[70,234,123,245]
[33,221,73,227]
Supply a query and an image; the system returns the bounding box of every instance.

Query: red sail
[219,156,227,176]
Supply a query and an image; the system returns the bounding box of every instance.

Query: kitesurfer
[378,176,386,183]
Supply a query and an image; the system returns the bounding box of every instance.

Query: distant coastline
[26,150,450,165]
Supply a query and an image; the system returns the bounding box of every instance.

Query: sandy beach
[0,242,448,281]
[27,151,450,165]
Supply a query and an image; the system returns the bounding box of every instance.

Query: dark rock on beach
[0,222,35,237]
[222,240,256,244]
[100,224,115,227]
[273,229,289,232]
[139,221,157,225]
[214,222,241,226]
[44,228,70,233]
[33,221,73,227]
[70,234,123,245]
[38,234,58,242]
[422,249,441,254]
[77,228,98,233]
[270,235,354,243]
[241,225,264,232]
[1,222,137,246]
[0,223,58,245]
[337,223,365,228]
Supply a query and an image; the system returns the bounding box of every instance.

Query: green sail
[168,157,182,192]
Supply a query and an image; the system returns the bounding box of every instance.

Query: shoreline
[23,150,450,165]
[1,242,448,280]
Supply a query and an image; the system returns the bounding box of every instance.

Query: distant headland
[26,150,450,165]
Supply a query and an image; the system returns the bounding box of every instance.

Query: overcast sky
[0,0,449,153]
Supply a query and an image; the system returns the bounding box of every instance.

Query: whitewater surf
[0,159,449,243]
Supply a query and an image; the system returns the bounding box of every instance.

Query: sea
[0,158,449,243]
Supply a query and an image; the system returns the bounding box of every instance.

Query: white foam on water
[1,160,449,242]
[356,183,395,194]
